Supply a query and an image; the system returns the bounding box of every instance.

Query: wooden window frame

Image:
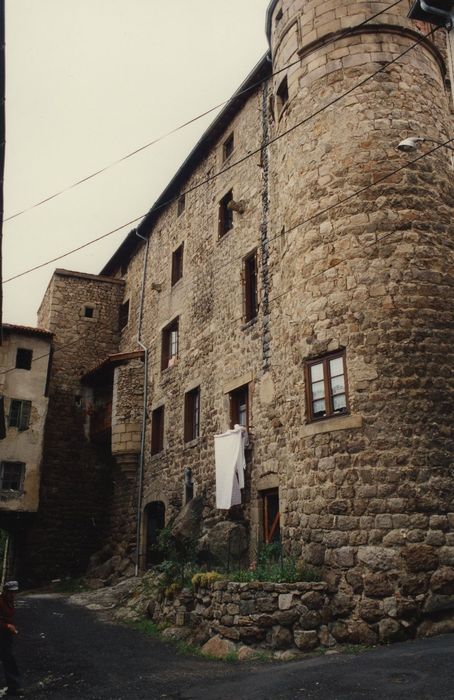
[243,250,258,323]
[184,387,200,443]
[171,243,184,286]
[305,350,349,422]
[161,318,179,371]
[8,399,32,431]
[218,190,234,237]
[151,406,165,456]
[0,461,25,491]
[222,132,234,162]
[119,300,130,330]
[229,384,249,430]
[261,488,280,544]
[15,348,33,370]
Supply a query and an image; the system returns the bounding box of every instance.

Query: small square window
[84,306,94,318]
[161,318,179,371]
[151,406,164,455]
[276,76,289,114]
[305,351,349,421]
[229,384,249,430]
[171,244,184,286]
[15,348,33,370]
[184,387,200,442]
[219,190,234,237]
[0,462,25,491]
[243,251,258,323]
[223,133,234,161]
[119,300,130,330]
[8,400,32,431]
[177,194,186,217]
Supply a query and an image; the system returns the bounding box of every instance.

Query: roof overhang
[81,350,145,384]
[408,0,454,27]
[2,323,53,339]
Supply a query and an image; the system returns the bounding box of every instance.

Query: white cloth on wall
[214,424,248,509]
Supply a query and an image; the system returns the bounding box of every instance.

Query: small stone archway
[144,501,166,568]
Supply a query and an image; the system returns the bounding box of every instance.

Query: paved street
[8,593,454,699]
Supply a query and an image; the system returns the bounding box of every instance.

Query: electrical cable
[3,21,436,286]
[3,0,406,224]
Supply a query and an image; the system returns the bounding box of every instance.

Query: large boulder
[171,496,204,540]
[199,521,248,566]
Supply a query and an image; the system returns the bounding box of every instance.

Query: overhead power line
[3,0,405,224]
[3,22,438,285]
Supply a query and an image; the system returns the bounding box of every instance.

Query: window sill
[150,450,166,462]
[218,227,234,242]
[184,437,201,450]
[241,317,258,331]
[171,278,183,290]
[302,413,362,438]
[161,361,178,375]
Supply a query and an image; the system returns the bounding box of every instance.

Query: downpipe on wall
[134,228,150,577]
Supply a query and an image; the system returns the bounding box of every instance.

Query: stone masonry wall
[264,0,454,640]
[25,270,125,583]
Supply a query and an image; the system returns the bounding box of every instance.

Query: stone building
[0,324,53,575]
[25,0,454,640]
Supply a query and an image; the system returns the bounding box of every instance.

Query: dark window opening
[276,76,289,113]
[275,7,283,23]
[15,348,33,371]
[244,251,258,322]
[177,194,186,216]
[161,318,179,370]
[151,406,165,455]
[261,488,280,544]
[171,243,184,286]
[219,190,234,237]
[223,133,234,161]
[0,462,25,491]
[229,384,249,430]
[8,400,32,431]
[145,501,166,567]
[305,351,349,421]
[184,387,200,442]
[84,306,94,318]
[119,300,130,330]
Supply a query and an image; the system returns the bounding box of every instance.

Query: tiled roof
[2,323,53,338]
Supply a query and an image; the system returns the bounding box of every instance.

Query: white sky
[3,0,270,326]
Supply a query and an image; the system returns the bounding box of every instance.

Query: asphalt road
[6,593,454,699]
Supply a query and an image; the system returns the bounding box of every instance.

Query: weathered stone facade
[24,1,454,638]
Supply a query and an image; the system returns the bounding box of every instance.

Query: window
[276,76,289,113]
[161,318,179,370]
[229,384,249,429]
[261,488,280,544]
[119,300,130,330]
[275,7,283,24]
[177,194,185,216]
[305,351,349,421]
[0,462,24,491]
[15,348,33,370]
[84,306,94,318]
[223,132,234,161]
[151,406,164,455]
[8,400,32,431]
[243,251,258,322]
[218,190,234,237]
[171,243,184,286]
[184,387,200,442]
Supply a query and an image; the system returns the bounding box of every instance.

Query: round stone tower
[265,0,454,641]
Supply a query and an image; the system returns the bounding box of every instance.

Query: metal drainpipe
[134,228,150,577]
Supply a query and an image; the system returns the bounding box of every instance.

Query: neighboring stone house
[0,324,53,575]
[22,0,454,640]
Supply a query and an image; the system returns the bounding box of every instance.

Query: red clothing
[0,594,15,631]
